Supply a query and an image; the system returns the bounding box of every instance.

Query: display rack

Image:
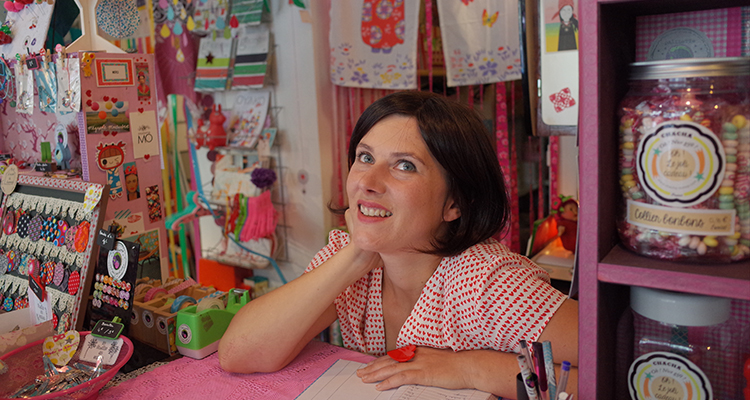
[578,0,750,398]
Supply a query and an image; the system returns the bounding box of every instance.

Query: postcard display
[76,53,168,282]
[0,52,168,332]
[0,176,107,334]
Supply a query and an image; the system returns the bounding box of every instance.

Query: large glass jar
[617,57,750,262]
[615,287,743,400]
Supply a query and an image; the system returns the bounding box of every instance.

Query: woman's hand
[356,347,472,391]
[343,207,382,274]
[355,347,541,398]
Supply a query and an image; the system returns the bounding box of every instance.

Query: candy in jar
[617,57,750,262]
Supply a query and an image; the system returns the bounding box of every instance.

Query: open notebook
[295,359,498,400]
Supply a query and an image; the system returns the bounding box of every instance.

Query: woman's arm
[218,241,381,373]
[357,299,579,397]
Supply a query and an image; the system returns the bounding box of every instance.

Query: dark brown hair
[333,91,510,257]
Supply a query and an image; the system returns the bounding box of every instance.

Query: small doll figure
[96,142,126,199]
[554,196,579,252]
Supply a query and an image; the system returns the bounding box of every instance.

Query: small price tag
[97,229,116,251]
[1,164,18,195]
[79,334,123,366]
[25,57,40,70]
[29,275,46,302]
[91,319,124,340]
[34,162,57,172]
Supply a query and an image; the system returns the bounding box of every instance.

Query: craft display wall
[76,52,169,281]
[0,176,107,334]
[0,52,169,281]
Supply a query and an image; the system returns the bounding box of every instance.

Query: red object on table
[387,344,416,362]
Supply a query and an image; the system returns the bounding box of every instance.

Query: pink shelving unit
[578,0,750,398]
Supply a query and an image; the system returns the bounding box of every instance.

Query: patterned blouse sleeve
[473,252,567,353]
[304,230,348,273]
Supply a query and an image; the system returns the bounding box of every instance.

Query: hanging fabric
[548,136,560,212]
[425,0,433,93]
[495,81,520,253]
[329,0,420,89]
[435,0,522,87]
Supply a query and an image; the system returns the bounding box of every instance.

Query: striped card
[195,37,233,92]
[231,24,270,89]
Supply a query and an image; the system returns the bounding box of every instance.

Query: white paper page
[392,385,497,400]
[295,359,395,400]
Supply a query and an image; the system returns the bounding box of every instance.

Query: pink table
[99,341,376,400]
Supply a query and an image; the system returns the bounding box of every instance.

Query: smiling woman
[218,91,578,399]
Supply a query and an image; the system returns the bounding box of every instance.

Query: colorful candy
[617,62,750,263]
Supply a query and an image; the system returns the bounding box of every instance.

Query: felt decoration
[67,270,80,295]
[96,0,139,38]
[65,224,79,252]
[53,262,64,286]
[28,214,43,242]
[75,221,90,253]
[16,212,30,238]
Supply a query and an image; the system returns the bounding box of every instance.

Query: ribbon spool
[144,287,168,302]
[196,297,225,312]
[170,295,197,313]
[134,283,153,297]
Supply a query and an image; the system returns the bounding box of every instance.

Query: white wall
[252,2,330,286]
[197,2,330,288]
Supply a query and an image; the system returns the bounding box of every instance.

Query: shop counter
[98,340,375,399]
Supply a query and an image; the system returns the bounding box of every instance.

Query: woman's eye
[396,160,416,172]
[357,152,374,164]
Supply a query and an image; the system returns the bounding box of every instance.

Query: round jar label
[628,351,712,400]
[637,121,725,207]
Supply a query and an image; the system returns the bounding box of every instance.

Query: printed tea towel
[436,0,522,87]
[329,0,419,89]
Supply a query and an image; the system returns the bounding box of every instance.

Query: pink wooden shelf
[598,246,750,300]
[577,0,750,397]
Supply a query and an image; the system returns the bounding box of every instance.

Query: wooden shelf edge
[598,246,750,300]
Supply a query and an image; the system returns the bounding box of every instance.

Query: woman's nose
[357,164,386,194]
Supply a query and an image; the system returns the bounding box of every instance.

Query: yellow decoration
[187,16,196,31]
[160,23,171,38]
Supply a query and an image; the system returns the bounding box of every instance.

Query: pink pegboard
[635,7,744,62]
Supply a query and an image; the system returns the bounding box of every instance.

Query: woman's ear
[443,199,461,222]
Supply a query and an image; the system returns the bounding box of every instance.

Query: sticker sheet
[436,0,522,87]
[231,24,270,89]
[87,239,139,328]
[329,0,419,89]
[194,36,232,92]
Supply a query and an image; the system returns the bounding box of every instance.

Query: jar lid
[630,57,750,80]
[630,286,730,327]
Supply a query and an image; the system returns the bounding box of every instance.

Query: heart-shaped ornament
[43,330,80,366]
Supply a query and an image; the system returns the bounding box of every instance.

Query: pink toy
[206,104,227,150]
[194,105,227,150]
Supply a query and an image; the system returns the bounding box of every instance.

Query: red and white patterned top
[306,230,567,357]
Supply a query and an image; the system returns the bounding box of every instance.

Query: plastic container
[0,331,133,399]
[616,57,750,263]
[616,287,742,400]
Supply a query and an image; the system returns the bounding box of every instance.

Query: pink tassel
[240,191,277,241]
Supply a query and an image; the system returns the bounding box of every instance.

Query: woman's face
[346,115,459,254]
[126,174,138,193]
[559,5,573,22]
